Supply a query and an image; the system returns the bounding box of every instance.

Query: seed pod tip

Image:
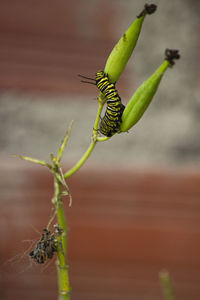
[165,48,180,67]
[137,3,157,18]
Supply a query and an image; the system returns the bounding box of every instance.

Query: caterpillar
[79,71,125,137]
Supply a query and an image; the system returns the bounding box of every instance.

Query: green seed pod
[120,49,180,132]
[104,4,157,83]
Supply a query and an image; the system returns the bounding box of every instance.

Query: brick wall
[1,165,200,299]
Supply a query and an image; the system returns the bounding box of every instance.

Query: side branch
[64,99,104,179]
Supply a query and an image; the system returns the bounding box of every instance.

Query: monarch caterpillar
[79,71,125,137]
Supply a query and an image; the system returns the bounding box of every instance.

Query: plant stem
[19,99,107,300]
[53,178,71,299]
[64,99,104,179]
[96,136,110,142]
[159,270,175,300]
[64,140,96,179]
[54,98,107,298]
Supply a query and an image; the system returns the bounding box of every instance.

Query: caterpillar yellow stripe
[96,71,125,137]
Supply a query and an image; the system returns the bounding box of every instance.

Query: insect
[79,71,125,137]
[29,225,63,264]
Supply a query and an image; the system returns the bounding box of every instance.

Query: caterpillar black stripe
[96,71,125,137]
[79,71,125,137]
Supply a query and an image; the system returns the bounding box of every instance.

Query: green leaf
[57,120,74,162]
[15,155,52,169]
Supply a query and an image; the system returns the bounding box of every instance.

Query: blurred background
[1,0,200,299]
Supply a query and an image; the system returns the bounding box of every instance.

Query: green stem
[96,136,110,142]
[57,201,67,255]
[159,270,175,300]
[52,98,106,299]
[64,139,96,179]
[64,100,104,179]
[53,178,71,299]
[54,98,108,298]
[93,99,104,131]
